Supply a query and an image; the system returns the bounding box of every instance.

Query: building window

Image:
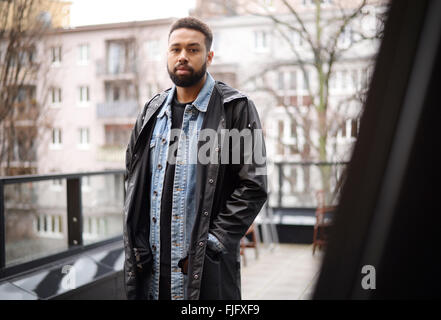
[278,71,285,90]
[34,214,63,237]
[302,95,313,106]
[78,44,90,64]
[79,128,90,146]
[83,216,108,240]
[104,124,132,146]
[254,30,269,51]
[105,81,136,102]
[350,118,359,138]
[290,71,297,90]
[107,39,135,74]
[297,126,305,151]
[288,95,298,106]
[51,128,62,146]
[302,71,309,90]
[337,118,358,141]
[50,87,62,105]
[51,46,62,64]
[277,120,285,155]
[78,86,90,103]
[145,39,160,61]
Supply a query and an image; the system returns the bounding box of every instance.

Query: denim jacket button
[208,178,214,184]
[203,211,208,216]
[199,241,204,247]
[157,164,162,170]
[193,274,199,280]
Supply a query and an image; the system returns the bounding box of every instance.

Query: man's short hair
[169,17,213,51]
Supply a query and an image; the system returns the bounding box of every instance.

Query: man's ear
[207,50,214,66]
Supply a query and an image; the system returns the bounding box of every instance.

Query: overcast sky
[69,0,196,26]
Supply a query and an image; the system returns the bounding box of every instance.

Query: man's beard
[168,62,207,87]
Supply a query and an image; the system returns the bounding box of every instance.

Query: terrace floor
[240,243,325,300]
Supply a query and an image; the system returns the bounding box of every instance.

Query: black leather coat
[123,81,268,300]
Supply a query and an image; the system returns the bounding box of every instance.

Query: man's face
[167,28,213,87]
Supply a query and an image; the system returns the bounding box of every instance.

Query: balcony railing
[0,170,124,279]
[96,100,139,119]
[0,162,348,279]
[95,59,136,78]
[269,161,349,209]
[96,146,125,162]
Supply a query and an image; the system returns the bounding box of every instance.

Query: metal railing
[270,161,349,209]
[0,170,125,279]
[0,162,348,279]
[96,100,139,119]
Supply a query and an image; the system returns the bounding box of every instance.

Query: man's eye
[190,49,198,53]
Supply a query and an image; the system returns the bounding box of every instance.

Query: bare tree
[0,0,55,175]
[198,0,389,203]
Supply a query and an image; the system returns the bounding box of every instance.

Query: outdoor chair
[313,190,336,255]
[240,223,259,266]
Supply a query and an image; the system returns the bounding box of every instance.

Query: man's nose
[178,50,188,63]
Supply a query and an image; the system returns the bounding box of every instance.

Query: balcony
[0,171,125,299]
[241,243,323,299]
[96,100,139,119]
[0,162,347,299]
[96,146,125,163]
[95,57,136,81]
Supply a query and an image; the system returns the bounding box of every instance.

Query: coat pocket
[133,231,153,276]
[199,248,222,300]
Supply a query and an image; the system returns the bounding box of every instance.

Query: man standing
[123,17,267,300]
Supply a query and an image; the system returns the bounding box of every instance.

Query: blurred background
[0,0,389,299]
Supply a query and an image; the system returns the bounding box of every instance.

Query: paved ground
[240,243,325,300]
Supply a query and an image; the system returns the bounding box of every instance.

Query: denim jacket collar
[157,72,215,118]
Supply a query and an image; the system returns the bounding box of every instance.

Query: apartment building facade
[36,18,175,175]
[35,1,383,204]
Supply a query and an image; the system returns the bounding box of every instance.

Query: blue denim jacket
[148,73,223,300]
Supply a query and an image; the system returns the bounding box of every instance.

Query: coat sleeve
[124,101,149,184]
[209,98,268,251]
[123,99,151,300]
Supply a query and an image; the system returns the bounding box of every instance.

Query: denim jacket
[148,72,224,300]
